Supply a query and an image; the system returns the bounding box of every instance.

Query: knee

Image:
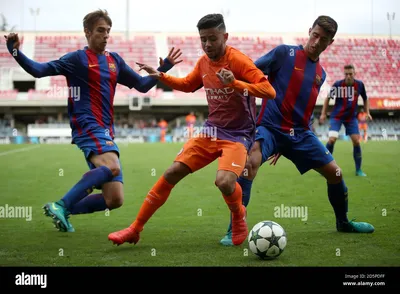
[91,153,121,177]
[326,164,343,184]
[96,161,120,177]
[163,165,177,180]
[242,143,261,180]
[352,138,361,146]
[162,162,190,185]
[107,162,121,178]
[244,157,259,180]
[215,175,236,195]
[105,192,124,209]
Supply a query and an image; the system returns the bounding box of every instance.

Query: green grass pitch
[0,141,399,266]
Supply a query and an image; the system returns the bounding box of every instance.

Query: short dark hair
[344,64,355,70]
[83,9,112,32]
[197,14,226,32]
[312,15,338,39]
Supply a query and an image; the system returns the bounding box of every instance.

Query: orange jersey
[358,112,367,124]
[186,114,196,126]
[159,45,275,149]
[158,120,168,130]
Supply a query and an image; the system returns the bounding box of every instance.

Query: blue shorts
[329,118,360,137]
[256,125,334,174]
[73,128,123,184]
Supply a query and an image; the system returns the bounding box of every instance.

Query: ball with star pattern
[248,221,287,259]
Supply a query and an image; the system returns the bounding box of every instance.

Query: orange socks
[222,182,243,214]
[131,175,174,232]
[132,177,243,233]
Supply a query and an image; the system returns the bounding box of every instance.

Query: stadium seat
[295,37,400,99]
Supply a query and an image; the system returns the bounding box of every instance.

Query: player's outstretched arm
[117,47,183,93]
[4,33,72,78]
[137,60,203,93]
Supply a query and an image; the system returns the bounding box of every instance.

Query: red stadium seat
[295,37,400,98]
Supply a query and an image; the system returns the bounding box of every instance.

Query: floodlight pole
[126,0,129,40]
[387,12,395,40]
[29,7,40,34]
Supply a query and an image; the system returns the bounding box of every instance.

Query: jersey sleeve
[232,53,267,84]
[10,46,76,78]
[359,81,368,101]
[158,58,203,93]
[228,53,276,99]
[47,52,77,76]
[254,44,289,75]
[321,69,327,87]
[115,53,165,93]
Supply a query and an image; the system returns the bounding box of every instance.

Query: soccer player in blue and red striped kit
[320,64,371,176]
[4,9,182,232]
[220,15,374,246]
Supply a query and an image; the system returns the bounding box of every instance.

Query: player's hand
[216,68,235,85]
[160,47,183,67]
[4,32,20,50]
[367,113,373,121]
[267,153,281,166]
[136,62,161,79]
[319,114,326,124]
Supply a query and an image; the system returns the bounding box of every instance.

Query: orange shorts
[175,137,248,177]
[359,123,368,130]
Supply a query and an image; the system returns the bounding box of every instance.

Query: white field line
[0,145,41,157]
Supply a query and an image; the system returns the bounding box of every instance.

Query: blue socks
[327,180,349,223]
[353,145,362,171]
[61,166,113,211]
[227,176,253,232]
[326,142,334,154]
[69,193,108,214]
[326,143,362,171]
[238,177,252,207]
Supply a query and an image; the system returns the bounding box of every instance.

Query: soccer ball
[248,220,287,260]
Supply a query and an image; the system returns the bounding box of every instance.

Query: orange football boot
[231,205,248,245]
[108,226,140,246]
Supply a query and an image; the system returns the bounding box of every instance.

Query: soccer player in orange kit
[185,111,196,139]
[357,109,368,142]
[158,118,168,143]
[108,13,276,246]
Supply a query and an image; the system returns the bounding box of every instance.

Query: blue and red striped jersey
[329,79,367,122]
[9,44,173,141]
[255,44,326,133]
[45,47,171,140]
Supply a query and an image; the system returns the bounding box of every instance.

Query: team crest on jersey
[106,141,114,146]
[109,63,116,72]
[354,90,358,96]
[315,74,322,86]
